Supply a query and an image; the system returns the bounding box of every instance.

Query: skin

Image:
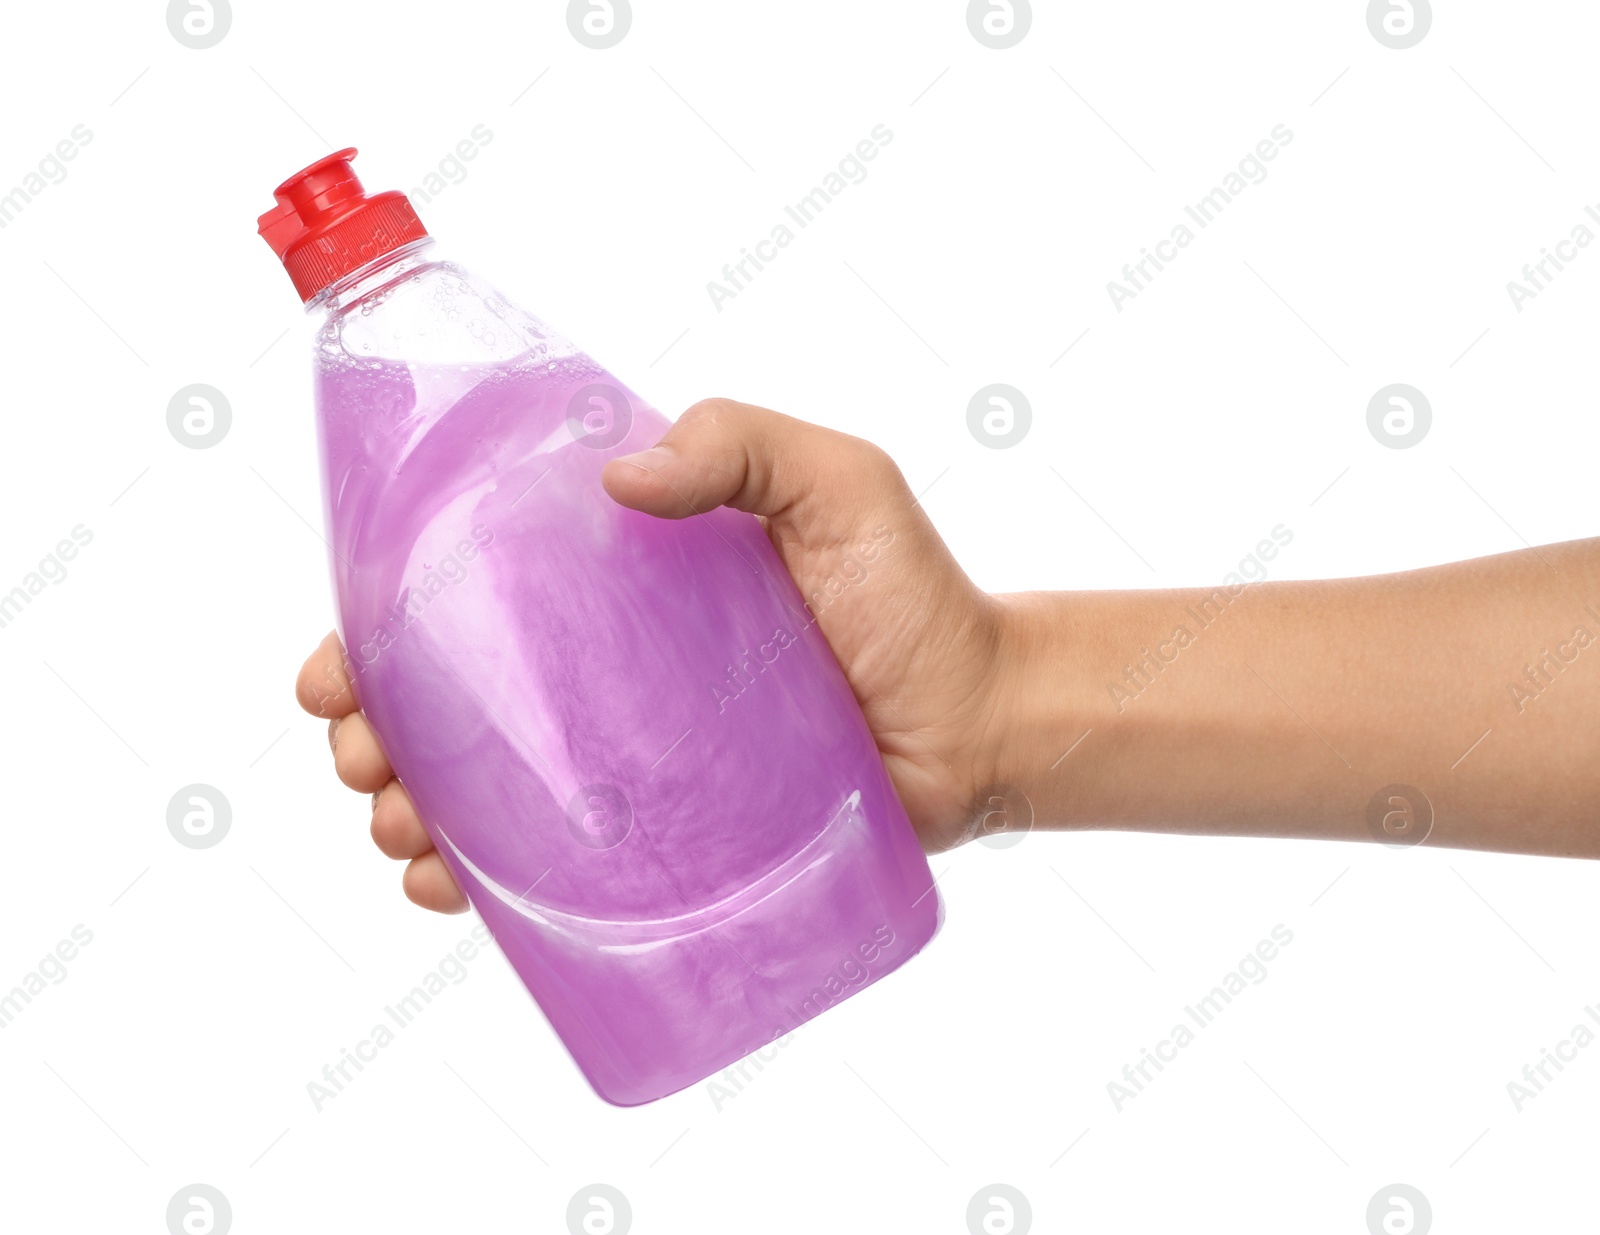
[295,398,1600,913]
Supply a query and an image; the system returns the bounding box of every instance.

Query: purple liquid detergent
[259,150,941,1104]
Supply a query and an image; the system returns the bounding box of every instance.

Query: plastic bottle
[256,149,942,1105]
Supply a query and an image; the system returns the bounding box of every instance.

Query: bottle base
[436,784,942,1106]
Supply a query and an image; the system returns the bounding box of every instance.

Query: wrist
[979,591,1100,828]
[981,581,1315,839]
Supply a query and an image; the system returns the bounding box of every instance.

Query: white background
[1,1,1596,1232]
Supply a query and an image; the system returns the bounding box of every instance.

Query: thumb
[601,397,901,522]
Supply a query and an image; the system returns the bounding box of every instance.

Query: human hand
[296,398,1015,913]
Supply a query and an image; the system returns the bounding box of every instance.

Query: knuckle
[685,395,741,419]
[846,436,908,491]
[680,397,743,436]
[858,439,898,474]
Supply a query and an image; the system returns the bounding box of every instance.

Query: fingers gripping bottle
[257,150,942,1105]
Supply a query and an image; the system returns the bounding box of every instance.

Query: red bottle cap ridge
[257,148,428,302]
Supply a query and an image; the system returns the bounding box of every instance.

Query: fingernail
[328,718,341,753]
[614,445,674,472]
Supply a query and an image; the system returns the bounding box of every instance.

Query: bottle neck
[308,238,437,314]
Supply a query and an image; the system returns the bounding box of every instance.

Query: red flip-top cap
[257,148,428,302]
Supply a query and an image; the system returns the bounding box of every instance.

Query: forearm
[990,539,1600,856]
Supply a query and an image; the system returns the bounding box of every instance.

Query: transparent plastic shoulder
[316,251,579,370]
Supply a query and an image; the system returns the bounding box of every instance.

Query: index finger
[296,630,359,719]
